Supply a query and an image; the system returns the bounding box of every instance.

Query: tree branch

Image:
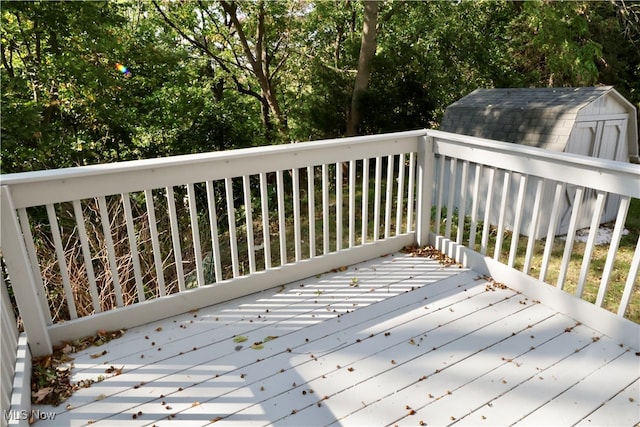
[153,0,264,103]
[220,1,260,74]
[152,0,215,58]
[1,43,15,79]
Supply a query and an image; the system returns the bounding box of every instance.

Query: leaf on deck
[32,387,53,403]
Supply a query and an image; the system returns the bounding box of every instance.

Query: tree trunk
[221,0,287,137]
[346,0,379,137]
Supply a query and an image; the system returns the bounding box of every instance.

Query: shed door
[567,118,627,161]
[562,119,627,233]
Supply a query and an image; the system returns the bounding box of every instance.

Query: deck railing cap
[0,129,428,186]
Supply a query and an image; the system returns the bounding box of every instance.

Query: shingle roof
[439,86,613,151]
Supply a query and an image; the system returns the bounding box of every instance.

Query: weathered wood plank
[39,255,458,421]
[515,349,640,426]
[456,331,629,426]
[390,311,580,426]
[31,253,639,427]
[576,378,640,426]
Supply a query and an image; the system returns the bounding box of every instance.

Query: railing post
[0,186,52,356]
[415,133,434,247]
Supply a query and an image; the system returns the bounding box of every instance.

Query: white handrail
[1,131,422,356]
[429,130,640,322]
[1,129,638,358]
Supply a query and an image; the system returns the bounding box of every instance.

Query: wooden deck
[32,253,639,426]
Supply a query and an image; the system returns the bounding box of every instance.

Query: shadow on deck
[31,253,639,426]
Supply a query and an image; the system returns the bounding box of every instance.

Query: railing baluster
[507,174,527,267]
[539,182,566,283]
[72,200,101,311]
[166,187,185,291]
[362,159,369,243]
[457,160,469,245]
[205,181,223,283]
[225,178,240,276]
[373,156,382,240]
[384,155,394,239]
[493,171,510,261]
[97,196,124,306]
[468,164,482,251]
[576,191,607,297]
[348,160,356,247]
[336,162,343,251]
[17,208,52,324]
[276,170,287,265]
[445,158,457,240]
[144,189,166,296]
[259,173,272,269]
[322,164,329,253]
[435,155,446,236]
[307,166,316,258]
[406,152,415,234]
[121,193,145,301]
[523,178,544,274]
[395,153,405,236]
[618,234,640,316]
[556,186,585,289]
[242,176,256,272]
[480,167,496,255]
[596,196,630,307]
[292,169,301,261]
[46,204,78,319]
[187,183,205,286]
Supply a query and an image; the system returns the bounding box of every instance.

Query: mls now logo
[3,409,56,422]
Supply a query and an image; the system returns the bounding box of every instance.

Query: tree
[0,1,128,172]
[346,0,379,136]
[151,0,302,141]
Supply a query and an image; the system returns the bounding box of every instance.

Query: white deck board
[31,253,640,426]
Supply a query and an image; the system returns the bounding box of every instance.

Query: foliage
[1,0,638,169]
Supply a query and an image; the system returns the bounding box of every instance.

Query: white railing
[0,129,638,358]
[428,130,640,323]
[1,269,19,427]
[0,131,426,356]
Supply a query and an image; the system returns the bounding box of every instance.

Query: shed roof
[440,86,639,162]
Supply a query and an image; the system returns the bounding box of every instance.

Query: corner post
[416,132,434,247]
[1,186,52,356]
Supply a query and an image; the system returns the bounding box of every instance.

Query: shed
[438,86,639,238]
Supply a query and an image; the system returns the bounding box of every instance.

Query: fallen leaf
[33,387,53,403]
[233,336,248,343]
[105,365,124,376]
[90,350,108,359]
